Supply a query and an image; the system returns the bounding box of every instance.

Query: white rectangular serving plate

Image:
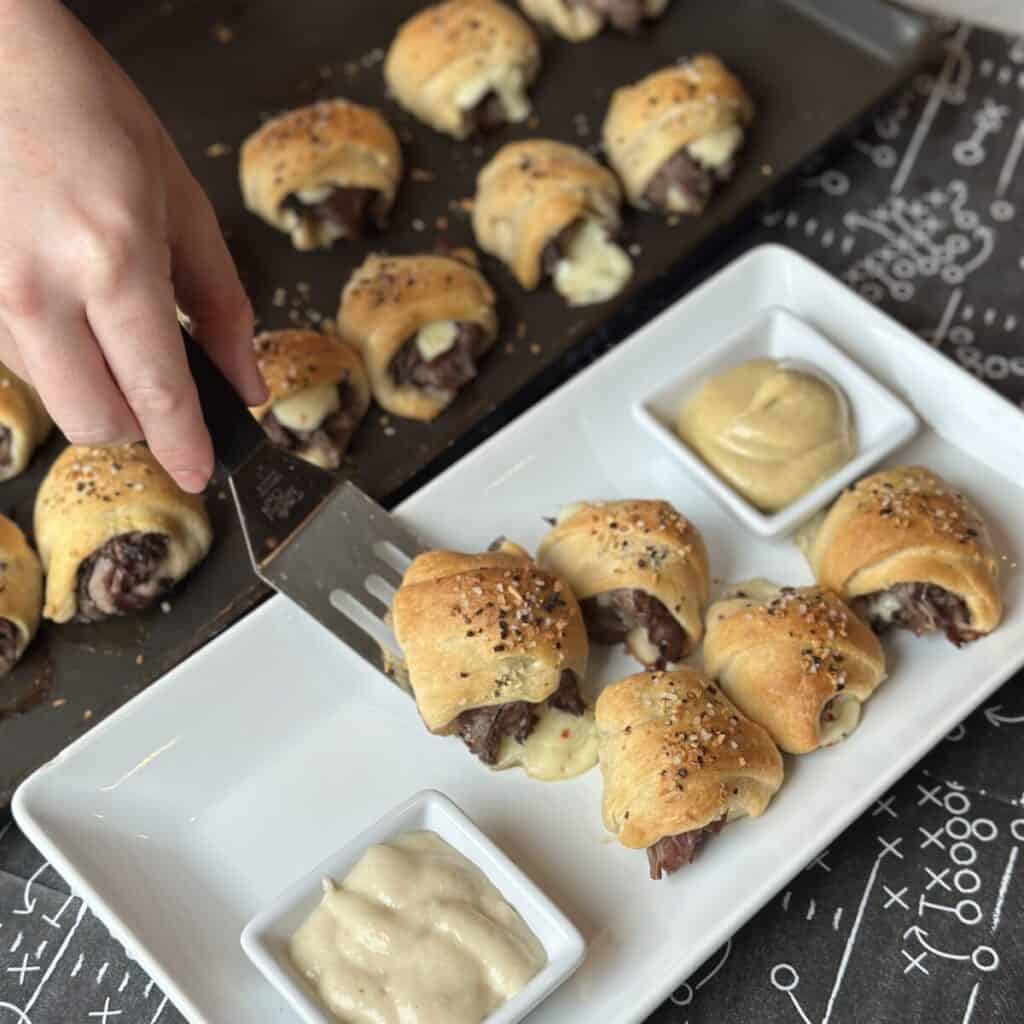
[15,245,1024,1024]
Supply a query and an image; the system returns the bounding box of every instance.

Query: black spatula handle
[183,327,267,477]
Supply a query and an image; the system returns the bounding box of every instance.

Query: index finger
[85,264,213,494]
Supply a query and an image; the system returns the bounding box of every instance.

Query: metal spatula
[183,329,424,678]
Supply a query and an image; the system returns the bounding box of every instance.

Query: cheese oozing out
[625,626,664,667]
[271,381,341,432]
[818,694,861,747]
[454,66,531,125]
[862,590,906,625]
[686,123,744,171]
[280,186,349,250]
[495,703,599,781]
[663,124,745,213]
[415,320,460,361]
[552,220,633,307]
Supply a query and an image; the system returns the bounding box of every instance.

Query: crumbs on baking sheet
[206,142,232,158]
[213,23,233,43]
[51,698,66,708]
[411,168,435,183]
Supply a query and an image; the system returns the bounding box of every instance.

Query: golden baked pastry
[596,667,783,879]
[537,500,709,667]
[0,361,52,481]
[35,444,213,623]
[603,56,754,215]
[518,0,669,41]
[251,330,371,469]
[338,254,498,422]
[240,99,402,250]
[472,139,633,306]
[0,515,42,676]
[805,466,1002,646]
[704,580,887,754]
[385,0,540,140]
[391,545,596,779]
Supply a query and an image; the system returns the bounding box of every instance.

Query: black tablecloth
[2,20,1023,1024]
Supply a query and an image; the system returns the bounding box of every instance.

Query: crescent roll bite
[391,545,597,780]
[339,253,498,422]
[537,500,709,668]
[519,0,669,41]
[385,0,541,139]
[603,56,754,216]
[0,361,52,481]
[0,515,43,676]
[251,330,371,469]
[704,580,887,754]
[473,139,633,306]
[805,466,1002,647]
[596,668,783,879]
[34,444,213,624]
[240,99,402,251]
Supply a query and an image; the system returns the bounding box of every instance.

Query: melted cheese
[625,627,662,666]
[687,123,744,170]
[416,320,459,361]
[865,590,906,624]
[271,381,340,432]
[296,185,334,204]
[553,220,633,307]
[290,831,546,1024]
[495,704,598,780]
[454,67,531,124]
[664,185,698,214]
[818,694,861,747]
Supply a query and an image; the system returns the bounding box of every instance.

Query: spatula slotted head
[249,477,425,674]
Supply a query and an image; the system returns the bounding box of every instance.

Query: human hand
[0,0,267,492]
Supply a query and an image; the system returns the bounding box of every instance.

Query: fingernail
[175,469,209,493]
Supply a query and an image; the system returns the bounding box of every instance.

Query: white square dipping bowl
[240,789,586,1024]
[633,305,918,538]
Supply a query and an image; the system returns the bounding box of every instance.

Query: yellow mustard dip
[677,358,855,512]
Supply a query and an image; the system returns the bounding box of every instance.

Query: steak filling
[261,381,359,470]
[470,92,508,134]
[456,670,584,765]
[647,818,726,880]
[0,618,20,675]
[541,221,578,278]
[280,186,379,241]
[0,425,11,472]
[390,323,487,392]
[75,532,171,622]
[581,588,686,667]
[644,149,718,213]
[853,582,978,647]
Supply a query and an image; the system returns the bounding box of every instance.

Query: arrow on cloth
[984,705,1024,727]
[903,925,970,961]
[12,861,50,916]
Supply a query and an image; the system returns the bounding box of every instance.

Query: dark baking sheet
[0,0,936,803]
